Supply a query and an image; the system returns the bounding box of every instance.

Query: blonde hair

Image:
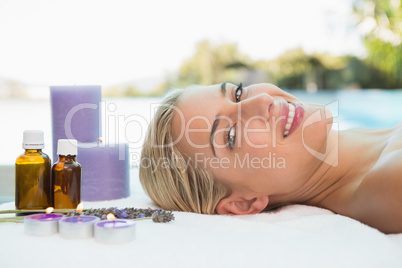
[139,89,229,214]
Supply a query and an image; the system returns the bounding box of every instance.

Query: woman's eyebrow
[209,82,228,157]
[220,81,227,96]
[210,82,229,157]
[210,115,220,157]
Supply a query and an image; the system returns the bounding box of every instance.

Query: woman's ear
[215,193,269,215]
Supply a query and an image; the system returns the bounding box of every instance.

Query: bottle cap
[23,130,45,149]
[57,139,78,156]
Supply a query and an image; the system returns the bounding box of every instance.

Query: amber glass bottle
[52,139,81,209]
[15,130,53,210]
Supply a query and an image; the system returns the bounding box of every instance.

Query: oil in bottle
[52,139,81,209]
[15,130,53,210]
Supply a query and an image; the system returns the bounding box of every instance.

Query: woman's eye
[235,82,243,102]
[227,124,236,149]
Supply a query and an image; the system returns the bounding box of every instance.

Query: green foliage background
[164,0,402,91]
[105,0,402,96]
[354,0,402,87]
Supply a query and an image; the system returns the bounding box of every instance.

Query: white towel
[1,168,402,268]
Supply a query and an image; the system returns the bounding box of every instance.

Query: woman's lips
[282,101,305,138]
[280,100,289,137]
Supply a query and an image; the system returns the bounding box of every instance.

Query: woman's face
[172,83,333,198]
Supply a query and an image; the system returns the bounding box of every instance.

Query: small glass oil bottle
[15,130,53,210]
[52,139,81,209]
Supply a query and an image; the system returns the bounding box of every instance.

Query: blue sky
[0,0,364,90]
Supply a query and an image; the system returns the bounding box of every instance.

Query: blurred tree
[165,38,396,93]
[256,48,344,90]
[125,85,143,97]
[103,83,166,97]
[324,56,391,89]
[172,40,253,87]
[0,79,29,98]
[354,0,402,87]
[103,86,125,97]
[256,48,310,89]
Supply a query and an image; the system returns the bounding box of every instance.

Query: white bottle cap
[57,139,78,156]
[23,130,45,149]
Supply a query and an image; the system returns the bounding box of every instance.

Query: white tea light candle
[24,208,63,236]
[94,214,135,244]
[59,215,100,239]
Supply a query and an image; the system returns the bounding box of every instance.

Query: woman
[139,82,402,234]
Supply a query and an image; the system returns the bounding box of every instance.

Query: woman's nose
[238,93,274,120]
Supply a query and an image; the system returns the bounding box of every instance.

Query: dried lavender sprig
[151,210,175,223]
[65,207,175,223]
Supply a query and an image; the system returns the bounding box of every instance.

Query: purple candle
[24,212,64,236]
[59,215,100,239]
[50,85,101,162]
[78,142,130,201]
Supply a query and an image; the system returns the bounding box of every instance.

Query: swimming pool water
[289,89,402,129]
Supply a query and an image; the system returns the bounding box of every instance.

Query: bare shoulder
[381,123,402,155]
[350,127,402,234]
